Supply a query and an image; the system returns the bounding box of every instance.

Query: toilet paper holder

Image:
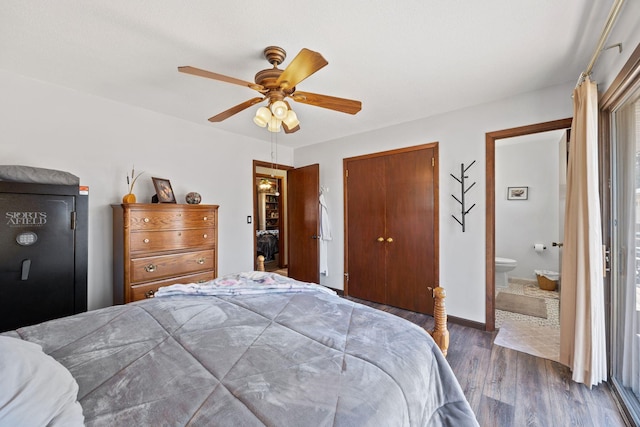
[533,244,547,251]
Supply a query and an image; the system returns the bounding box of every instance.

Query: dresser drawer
[129,209,216,231]
[130,249,215,283]
[130,271,215,301]
[130,229,215,252]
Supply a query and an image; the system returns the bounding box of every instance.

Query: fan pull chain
[270,131,280,196]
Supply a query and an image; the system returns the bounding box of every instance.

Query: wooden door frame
[253,160,292,270]
[343,142,440,297]
[485,118,572,331]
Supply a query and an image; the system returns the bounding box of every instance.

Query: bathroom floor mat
[494,319,560,362]
[495,292,547,318]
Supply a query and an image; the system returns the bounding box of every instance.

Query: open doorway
[491,128,569,360]
[485,118,572,333]
[253,160,322,282]
[253,160,292,274]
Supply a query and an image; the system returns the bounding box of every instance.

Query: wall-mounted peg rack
[451,160,476,232]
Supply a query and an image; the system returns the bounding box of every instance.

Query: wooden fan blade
[208,97,265,122]
[291,91,362,115]
[283,122,300,134]
[276,49,328,90]
[179,66,265,92]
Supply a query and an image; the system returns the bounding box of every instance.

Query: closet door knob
[387,237,394,243]
[377,237,384,242]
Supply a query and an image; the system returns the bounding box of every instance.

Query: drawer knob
[203,233,208,239]
[144,264,157,273]
[197,258,205,265]
[143,238,150,243]
[144,218,150,223]
[197,279,207,283]
[203,216,208,221]
[145,290,155,298]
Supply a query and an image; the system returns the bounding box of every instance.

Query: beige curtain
[559,77,607,388]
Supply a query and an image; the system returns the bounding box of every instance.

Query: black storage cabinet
[0,181,88,332]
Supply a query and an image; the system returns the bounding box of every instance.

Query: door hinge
[344,272,349,282]
[70,211,77,230]
[432,157,435,167]
[345,169,349,178]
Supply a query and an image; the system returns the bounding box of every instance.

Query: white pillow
[0,336,84,426]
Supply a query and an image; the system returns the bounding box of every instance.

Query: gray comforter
[6,280,478,426]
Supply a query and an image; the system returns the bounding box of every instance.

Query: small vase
[185,192,202,204]
[122,193,136,204]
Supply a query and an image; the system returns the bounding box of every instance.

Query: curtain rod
[575,0,626,89]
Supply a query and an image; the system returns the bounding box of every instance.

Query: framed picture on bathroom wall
[507,186,528,200]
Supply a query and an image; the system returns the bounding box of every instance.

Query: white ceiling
[0,1,613,147]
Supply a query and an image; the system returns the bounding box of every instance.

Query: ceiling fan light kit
[253,100,300,133]
[178,46,362,134]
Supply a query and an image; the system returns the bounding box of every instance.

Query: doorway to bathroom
[485,118,572,344]
[491,128,569,361]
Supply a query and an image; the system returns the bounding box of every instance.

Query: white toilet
[495,257,517,289]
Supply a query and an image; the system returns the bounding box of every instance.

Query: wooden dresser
[112,203,218,304]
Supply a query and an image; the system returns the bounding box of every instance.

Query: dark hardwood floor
[345,296,630,427]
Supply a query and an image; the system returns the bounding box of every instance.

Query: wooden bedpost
[257,255,265,272]
[429,286,449,357]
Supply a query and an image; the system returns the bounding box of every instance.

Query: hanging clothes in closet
[319,189,332,276]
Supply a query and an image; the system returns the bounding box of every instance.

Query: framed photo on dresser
[152,177,176,203]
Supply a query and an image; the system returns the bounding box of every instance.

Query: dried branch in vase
[123,166,144,204]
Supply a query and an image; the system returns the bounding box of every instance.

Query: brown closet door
[385,148,435,314]
[287,164,320,284]
[345,156,387,303]
[345,145,437,315]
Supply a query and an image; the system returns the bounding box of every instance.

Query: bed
[0,271,478,426]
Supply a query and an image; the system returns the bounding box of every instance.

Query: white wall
[0,70,293,310]
[294,82,574,323]
[495,137,560,280]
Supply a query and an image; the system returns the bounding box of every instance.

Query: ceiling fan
[178,46,362,134]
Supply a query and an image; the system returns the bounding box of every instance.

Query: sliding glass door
[611,83,640,425]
